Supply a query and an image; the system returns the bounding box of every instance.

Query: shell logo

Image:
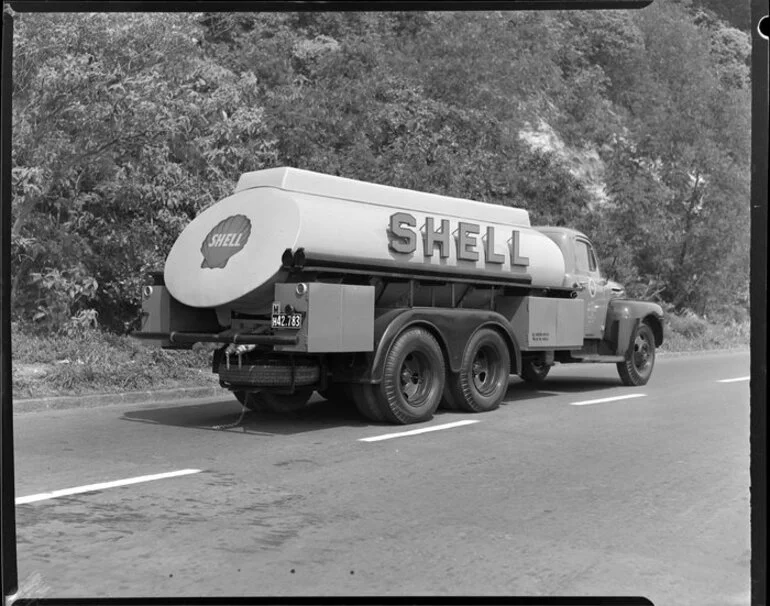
[200,215,252,269]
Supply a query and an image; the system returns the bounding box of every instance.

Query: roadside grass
[661,311,750,352]
[11,323,218,399]
[10,314,751,400]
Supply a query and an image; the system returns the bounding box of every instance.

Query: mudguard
[368,307,522,383]
[604,299,664,356]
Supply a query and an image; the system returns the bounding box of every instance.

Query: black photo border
[1,1,764,605]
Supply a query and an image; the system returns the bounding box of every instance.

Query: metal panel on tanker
[235,167,532,228]
[506,297,585,349]
[289,192,566,287]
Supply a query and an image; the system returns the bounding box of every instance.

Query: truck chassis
[137,247,663,425]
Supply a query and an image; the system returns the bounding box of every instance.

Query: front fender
[604,299,664,355]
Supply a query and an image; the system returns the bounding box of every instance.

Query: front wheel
[617,323,656,386]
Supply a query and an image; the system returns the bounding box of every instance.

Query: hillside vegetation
[10,2,750,383]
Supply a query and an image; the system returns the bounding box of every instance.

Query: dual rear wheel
[352,327,511,425]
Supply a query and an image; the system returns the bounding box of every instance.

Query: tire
[349,383,387,423]
[520,359,551,385]
[234,389,312,413]
[445,328,510,413]
[219,359,320,388]
[234,390,272,413]
[617,323,656,386]
[353,328,445,425]
[257,389,314,413]
[319,383,358,409]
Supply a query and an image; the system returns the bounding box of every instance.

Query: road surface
[11,351,751,605]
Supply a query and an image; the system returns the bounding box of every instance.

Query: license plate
[271,313,303,329]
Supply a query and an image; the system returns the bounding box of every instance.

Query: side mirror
[607,279,626,298]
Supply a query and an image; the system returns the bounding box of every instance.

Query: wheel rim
[399,352,433,407]
[632,331,653,373]
[472,346,501,396]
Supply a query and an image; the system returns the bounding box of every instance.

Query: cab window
[575,239,597,273]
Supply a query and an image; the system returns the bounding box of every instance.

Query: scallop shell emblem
[200,214,252,269]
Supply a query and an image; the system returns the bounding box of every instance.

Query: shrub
[666,309,709,339]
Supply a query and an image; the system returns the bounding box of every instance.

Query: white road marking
[359,420,480,442]
[15,469,202,505]
[717,376,750,383]
[570,393,647,406]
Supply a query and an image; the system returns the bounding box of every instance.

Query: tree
[12,12,277,331]
[598,0,750,314]
[11,5,751,333]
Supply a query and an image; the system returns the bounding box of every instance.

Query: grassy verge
[661,311,750,353]
[11,323,219,399]
[10,314,750,400]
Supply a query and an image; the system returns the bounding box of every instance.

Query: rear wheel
[234,390,271,413]
[380,328,445,424]
[617,323,656,386]
[350,383,386,423]
[258,389,314,413]
[352,328,445,425]
[445,328,509,413]
[319,383,358,409]
[234,389,313,413]
[521,359,551,385]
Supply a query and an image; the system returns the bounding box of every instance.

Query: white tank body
[164,168,567,309]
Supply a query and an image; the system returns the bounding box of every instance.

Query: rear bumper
[132,331,299,346]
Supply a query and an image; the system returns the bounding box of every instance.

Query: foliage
[593,1,751,314]
[11,323,216,398]
[10,2,751,334]
[665,309,709,339]
[12,12,277,332]
[661,315,750,353]
[691,0,751,31]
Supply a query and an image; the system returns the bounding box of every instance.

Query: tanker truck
[133,167,664,424]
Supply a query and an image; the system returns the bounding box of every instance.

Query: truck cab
[536,227,612,339]
[523,226,664,384]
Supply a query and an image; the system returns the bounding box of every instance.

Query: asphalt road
[11,351,750,605]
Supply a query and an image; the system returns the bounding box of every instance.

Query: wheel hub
[472,349,496,393]
[633,334,651,369]
[400,353,427,403]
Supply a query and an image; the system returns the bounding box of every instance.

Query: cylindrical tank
[164,168,567,310]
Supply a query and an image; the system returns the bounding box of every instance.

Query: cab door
[573,237,611,339]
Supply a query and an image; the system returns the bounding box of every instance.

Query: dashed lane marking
[359,420,480,442]
[570,393,647,406]
[717,376,750,383]
[15,469,202,505]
